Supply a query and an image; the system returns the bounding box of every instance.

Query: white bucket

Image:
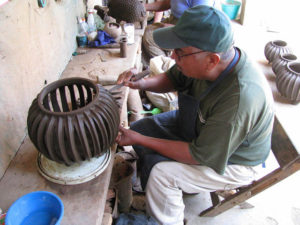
[124,23,135,44]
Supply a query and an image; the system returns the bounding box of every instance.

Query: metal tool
[109,68,150,92]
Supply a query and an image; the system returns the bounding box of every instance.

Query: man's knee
[147,162,175,187]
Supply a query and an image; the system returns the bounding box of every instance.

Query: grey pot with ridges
[264,40,292,63]
[276,62,300,104]
[272,53,298,75]
[27,77,120,165]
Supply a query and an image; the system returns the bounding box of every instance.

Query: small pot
[276,61,300,104]
[264,40,292,63]
[103,22,122,39]
[272,53,297,75]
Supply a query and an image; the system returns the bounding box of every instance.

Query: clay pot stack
[264,40,300,104]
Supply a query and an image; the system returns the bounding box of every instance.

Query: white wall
[238,0,300,57]
[0,0,86,178]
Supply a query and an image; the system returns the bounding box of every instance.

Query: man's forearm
[136,135,199,164]
[139,73,175,93]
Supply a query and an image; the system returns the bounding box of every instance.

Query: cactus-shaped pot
[272,53,297,75]
[264,40,292,63]
[27,77,120,165]
[276,62,300,104]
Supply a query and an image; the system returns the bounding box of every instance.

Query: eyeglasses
[174,49,206,61]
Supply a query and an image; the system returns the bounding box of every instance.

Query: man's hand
[116,67,174,93]
[115,126,141,146]
[116,68,146,90]
[116,126,199,164]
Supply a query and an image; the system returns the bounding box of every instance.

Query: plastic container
[5,191,64,225]
[221,0,241,20]
[78,18,88,35]
[87,9,97,33]
[123,23,135,45]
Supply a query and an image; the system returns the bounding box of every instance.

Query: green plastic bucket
[221,0,241,20]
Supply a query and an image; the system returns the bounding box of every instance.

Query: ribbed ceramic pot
[264,40,292,63]
[276,62,300,103]
[272,53,298,75]
[27,77,120,165]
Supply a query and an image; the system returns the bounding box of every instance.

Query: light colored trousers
[146,161,259,225]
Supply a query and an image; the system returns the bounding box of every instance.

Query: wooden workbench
[0,27,144,225]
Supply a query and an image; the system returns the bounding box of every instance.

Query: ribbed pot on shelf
[276,62,300,104]
[264,40,292,63]
[272,53,298,75]
[27,77,120,165]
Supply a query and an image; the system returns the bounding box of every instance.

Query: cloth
[153,5,233,52]
[146,55,177,112]
[146,161,259,225]
[87,30,116,47]
[166,48,274,175]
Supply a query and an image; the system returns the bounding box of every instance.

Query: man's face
[171,46,209,79]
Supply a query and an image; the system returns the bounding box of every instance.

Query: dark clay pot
[264,40,292,63]
[272,53,297,75]
[276,62,300,104]
[27,77,120,165]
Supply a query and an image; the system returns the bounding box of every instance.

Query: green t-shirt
[166,48,274,174]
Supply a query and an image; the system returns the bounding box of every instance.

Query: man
[116,5,274,225]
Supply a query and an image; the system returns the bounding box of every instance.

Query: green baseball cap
[153,5,234,53]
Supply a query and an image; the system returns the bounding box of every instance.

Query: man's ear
[206,53,220,71]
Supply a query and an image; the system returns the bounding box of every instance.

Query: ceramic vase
[272,53,297,75]
[264,40,292,63]
[276,62,300,104]
[27,77,120,165]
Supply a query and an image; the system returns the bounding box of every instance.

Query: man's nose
[170,51,177,60]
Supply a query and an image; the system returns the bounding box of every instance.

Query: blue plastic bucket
[5,191,64,225]
[221,0,241,20]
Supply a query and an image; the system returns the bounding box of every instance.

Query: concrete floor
[183,21,300,225]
